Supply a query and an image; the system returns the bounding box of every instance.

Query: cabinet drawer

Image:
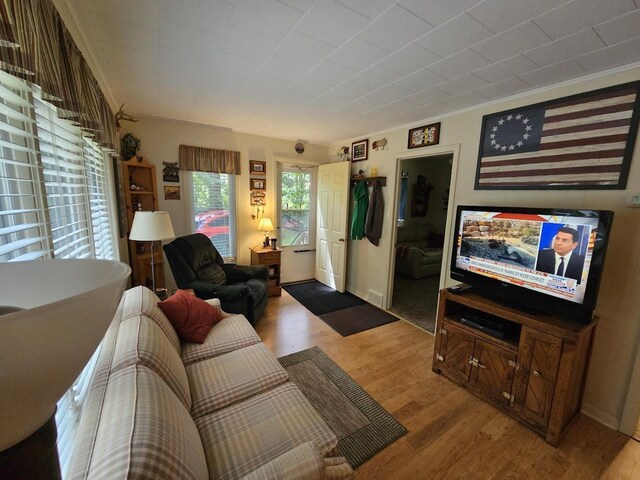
[255,252,280,265]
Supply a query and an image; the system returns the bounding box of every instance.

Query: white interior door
[315,162,350,292]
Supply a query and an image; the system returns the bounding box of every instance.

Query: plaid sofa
[67,286,354,480]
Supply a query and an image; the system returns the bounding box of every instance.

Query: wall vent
[367,290,384,308]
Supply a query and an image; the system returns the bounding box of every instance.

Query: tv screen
[450,205,614,323]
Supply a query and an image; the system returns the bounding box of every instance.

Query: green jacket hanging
[350,181,368,240]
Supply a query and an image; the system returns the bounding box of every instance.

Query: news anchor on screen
[536,226,585,283]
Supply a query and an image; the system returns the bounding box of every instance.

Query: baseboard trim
[581,403,620,431]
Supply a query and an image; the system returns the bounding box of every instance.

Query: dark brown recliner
[163,233,268,325]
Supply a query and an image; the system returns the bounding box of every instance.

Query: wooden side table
[250,246,282,297]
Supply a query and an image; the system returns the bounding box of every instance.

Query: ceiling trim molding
[52,0,119,111]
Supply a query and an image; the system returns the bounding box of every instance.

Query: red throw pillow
[157,290,223,343]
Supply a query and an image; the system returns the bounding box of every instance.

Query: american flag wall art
[475,82,640,190]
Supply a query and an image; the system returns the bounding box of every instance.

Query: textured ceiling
[65,0,640,144]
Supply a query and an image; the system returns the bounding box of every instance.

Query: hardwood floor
[256,291,640,479]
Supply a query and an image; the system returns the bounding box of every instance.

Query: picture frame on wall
[408,123,441,149]
[351,139,368,161]
[250,178,266,191]
[164,185,180,200]
[249,160,266,175]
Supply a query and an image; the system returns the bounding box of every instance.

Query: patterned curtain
[179,145,241,175]
[0,0,117,149]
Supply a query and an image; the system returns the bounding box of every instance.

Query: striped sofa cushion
[195,382,338,480]
[187,342,289,417]
[70,365,208,480]
[181,314,260,366]
[240,442,324,480]
[120,286,182,353]
[112,315,191,410]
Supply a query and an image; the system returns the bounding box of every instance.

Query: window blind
[0,70,50,262]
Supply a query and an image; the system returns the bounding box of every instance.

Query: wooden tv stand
[432,288,597,446]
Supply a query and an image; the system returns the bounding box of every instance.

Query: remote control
[447,284,472,294]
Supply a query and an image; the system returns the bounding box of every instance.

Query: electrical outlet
[627,193,640,207]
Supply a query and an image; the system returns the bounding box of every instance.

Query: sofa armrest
[204,298,234,318]
[222,263,269,282]
[187,280,250,302]
[240,442,325,480]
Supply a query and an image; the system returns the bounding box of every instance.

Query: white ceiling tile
[158,0,232,33]
[366,98,421,117]
[405,87,451,105]
[200,49,260,78]
[328,80,376,99]
[534,0,636,40]
[106,44,160,71]
[97,15,159,53]
[213,25,279,62]
[357,5,434,52]
[89,0,161,29]
[279,0,316,13]
[436,73,489,95]
[289,76,333,97]
[594,10,640,46]
[472,22,551,63]
[328,38,390,72]
[368,83,413,103]
[295,0,371,47]
[414,13,493,57]
[336,0,397,19]
[377,43,441,75]
[350,65,402,90]
[473,55,539,82]
[229,0,303,42]
[276,31,336,67]
[393,68,446,92]
[474,76,532,99]
[439,90,488,108]
[332,99,375,117]
[398,0,482,27]
[428,49,491,78]
[306,60,359,84]
[259,56,311,84]
[160,19,216,56]
[575,36,640,71]
[467,0,567,34]
[523,28,605,67]
[309,92,354,109]
[518,59,585,86]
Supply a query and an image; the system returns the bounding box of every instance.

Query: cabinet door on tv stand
[437,321,475,384]
[512,327,562,427]
[469,339,518,407]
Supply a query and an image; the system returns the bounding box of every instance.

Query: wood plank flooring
[255,291,640,479]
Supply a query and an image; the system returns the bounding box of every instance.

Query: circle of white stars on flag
[489,113,534,152]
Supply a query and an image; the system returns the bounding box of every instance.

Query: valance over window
[179,144,241,175]
[0,0,117,149]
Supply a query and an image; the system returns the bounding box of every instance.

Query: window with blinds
[0,70,118,477]
[191,171,237,259]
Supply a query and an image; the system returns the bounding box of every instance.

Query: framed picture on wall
[250,178,266,191]
[250,160,266,175]
[351,139,368,161]
[164,185,180,200]
[408,123,440,149]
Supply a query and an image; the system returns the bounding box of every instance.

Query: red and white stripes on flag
[476,83,640,189]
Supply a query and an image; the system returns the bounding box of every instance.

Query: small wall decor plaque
[164,185,180,200]
[408,123,440,149]
[162,162,179,182]
[250,178,266,191]
[250,160,266,175]
[351,139,368,162]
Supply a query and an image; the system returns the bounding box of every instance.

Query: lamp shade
[257,217,275,233]
[0,259,130,451]
[129,211,175,241]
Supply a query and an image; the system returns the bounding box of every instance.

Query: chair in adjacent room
[163,233,268,325]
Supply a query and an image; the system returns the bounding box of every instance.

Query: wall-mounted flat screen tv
[450,205,614,324]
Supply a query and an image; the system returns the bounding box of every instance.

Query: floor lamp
[129,211,175,293]
[0,259,130,479]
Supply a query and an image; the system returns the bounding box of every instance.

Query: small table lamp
[129,211,175,293]
[258,217,275,247]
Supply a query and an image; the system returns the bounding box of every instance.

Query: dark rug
[282,280,365,316]
[278,346,407,468]
[319,304,399,337]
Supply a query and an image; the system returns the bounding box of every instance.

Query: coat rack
[350,176,386,187]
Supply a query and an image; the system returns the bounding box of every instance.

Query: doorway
[388,154,453,333]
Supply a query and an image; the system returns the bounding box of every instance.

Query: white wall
[332,66,640,430]
[119,117,330,290]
